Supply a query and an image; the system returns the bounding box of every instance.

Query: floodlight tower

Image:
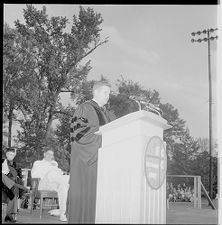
[191,28,218,200]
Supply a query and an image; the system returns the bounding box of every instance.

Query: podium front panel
[95,114,167,224]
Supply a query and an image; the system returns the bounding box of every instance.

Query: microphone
[129,96,162,116]
[146,103,163,116]
[129,96,136,100]
[129,96,142,111]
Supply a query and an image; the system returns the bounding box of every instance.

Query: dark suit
[2,158,20,217]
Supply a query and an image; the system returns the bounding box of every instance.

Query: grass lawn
[166,198,218,224]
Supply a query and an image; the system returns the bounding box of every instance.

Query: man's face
[94,85,111,107]
[44,150,54,161]
[6,151,16,161]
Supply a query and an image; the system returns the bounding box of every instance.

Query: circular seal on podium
[144,136,167,189]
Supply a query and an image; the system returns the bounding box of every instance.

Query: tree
[7,4,108,163]
[3,23,37,148]
[109,76,161,118]
[15,4,107,136]
[168,128,199,174]
[54,105,75,172]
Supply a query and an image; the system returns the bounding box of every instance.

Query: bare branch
[78,39,108,63]
[67,38,108,74]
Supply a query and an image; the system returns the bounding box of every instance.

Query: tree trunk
[45,106,54,143]
[46,116,53,138]
[45,94,59,142]
[8,103,14,148]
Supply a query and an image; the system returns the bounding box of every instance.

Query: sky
[3,4,220,139]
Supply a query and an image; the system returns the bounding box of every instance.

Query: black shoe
[4,215,16,223]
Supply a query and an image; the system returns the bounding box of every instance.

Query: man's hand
[2,159,9,175]
[51,161,58,167]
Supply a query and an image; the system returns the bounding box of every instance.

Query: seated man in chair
[2,148,28,223]
[31,146,69,222]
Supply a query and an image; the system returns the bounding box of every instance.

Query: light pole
[191,28,218,200]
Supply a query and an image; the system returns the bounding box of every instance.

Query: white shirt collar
[92,98,103,107]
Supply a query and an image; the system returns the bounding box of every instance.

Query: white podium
[95,110,171,224]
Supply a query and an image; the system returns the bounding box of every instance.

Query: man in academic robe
[67,80,116,224]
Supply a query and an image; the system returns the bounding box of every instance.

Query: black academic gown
[67,100,115,224]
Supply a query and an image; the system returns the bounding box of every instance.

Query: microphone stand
[129,96,162,116]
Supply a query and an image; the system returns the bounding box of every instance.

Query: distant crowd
[167,182,194,202]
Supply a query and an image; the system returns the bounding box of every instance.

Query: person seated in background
[31,146,70,222]
[2,148,28,223]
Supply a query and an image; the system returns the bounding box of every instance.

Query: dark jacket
[2,158,24,199]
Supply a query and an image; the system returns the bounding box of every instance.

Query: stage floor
[2,199,218,224]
